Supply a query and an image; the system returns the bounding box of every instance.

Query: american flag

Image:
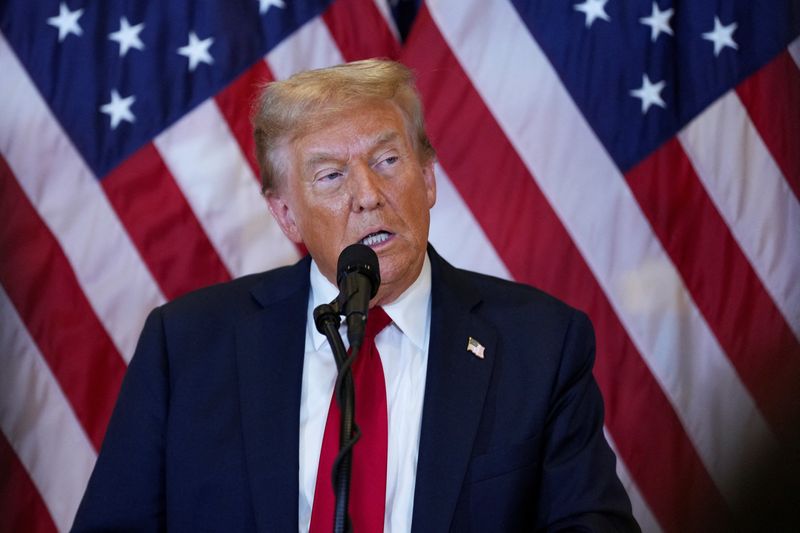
[1,0,798,531]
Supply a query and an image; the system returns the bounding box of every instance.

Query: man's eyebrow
[372,131,400,147]
[304,131,402,169]
[304,152,341,169]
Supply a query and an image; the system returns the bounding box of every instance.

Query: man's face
[266,100,436,305]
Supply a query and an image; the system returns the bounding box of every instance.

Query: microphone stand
[313,303,363,533]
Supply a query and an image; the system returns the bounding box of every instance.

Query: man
[72,59,638,532]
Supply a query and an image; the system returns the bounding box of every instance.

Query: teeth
[360,231,390,246]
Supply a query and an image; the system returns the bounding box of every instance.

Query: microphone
[336,243,381,348]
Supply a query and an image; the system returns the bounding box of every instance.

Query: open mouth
[359,231,393,247]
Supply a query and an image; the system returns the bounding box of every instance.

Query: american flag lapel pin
[467,337,485,359]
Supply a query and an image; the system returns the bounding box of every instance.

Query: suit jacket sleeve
[536,309,638,531]
[71,307,169,532]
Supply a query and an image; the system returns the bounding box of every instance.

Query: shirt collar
[307,252,432,352]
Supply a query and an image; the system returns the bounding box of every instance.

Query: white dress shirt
[298,254,432,533]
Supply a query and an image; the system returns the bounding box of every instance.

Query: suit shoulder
[446,266,594,348]
[455,267,582,320]
[157,258,309,322]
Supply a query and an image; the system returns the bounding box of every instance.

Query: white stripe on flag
[429,163,511,280]
[788,36,800,70]
[678,91,800,339]
[266,16,344,80]
[604,430,662,533]
[426,0,777,502]
[372,0,401,41]
[0,286,97,533]
[0,33,163,361]
[154,99,299,278]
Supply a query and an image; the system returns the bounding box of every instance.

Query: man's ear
[422,160,437,209]
[266,191,303,243]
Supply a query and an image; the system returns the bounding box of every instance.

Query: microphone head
[337,243,381,298]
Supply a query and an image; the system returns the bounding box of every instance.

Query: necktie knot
[363,306,392,340]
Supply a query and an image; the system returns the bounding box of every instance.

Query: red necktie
[309,307,392,533]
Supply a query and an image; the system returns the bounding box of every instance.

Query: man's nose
[349,163,384,212]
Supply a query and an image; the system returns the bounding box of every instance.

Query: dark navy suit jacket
[72,247,638,532]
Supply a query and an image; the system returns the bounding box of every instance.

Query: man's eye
[318,171,342,182]
[378,155,399,167]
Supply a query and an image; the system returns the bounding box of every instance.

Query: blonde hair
[251,59,435,192]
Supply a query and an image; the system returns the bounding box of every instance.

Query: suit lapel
[235,258,310,532]
[411,249,497,532]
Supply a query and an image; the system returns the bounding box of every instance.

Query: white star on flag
[178,32,214,71]
[258,0,286,15]
[100,89,136,129]
[702,16,738,56]
[574,0,611,28]
[639,2,673,42]
[109,17,145,57]
[630,74,666,113]
[47,2,84,42]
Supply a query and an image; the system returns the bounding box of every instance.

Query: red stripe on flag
[736,50,800,200]
[214,61,309,258]
[401,8,731,530]
[0,433,57,533]
[322,0,400,61]
[102,143,232,300]
[0,155,126,450]
[625,138,800,440]
[215,60,275,179]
